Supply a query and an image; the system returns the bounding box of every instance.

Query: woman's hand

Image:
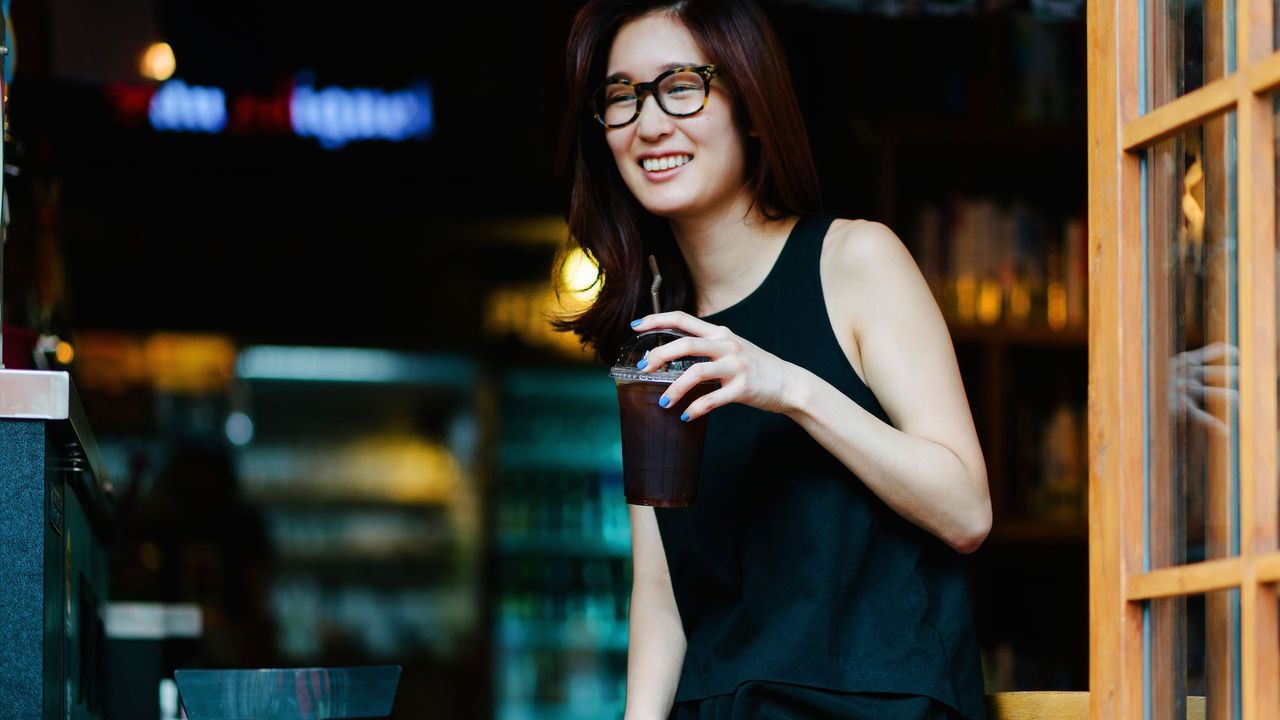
[1168,341,1238,436]
[630,311,805,421]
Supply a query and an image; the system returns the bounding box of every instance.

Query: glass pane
[1146,113,1239,570]
[1146,590,1241,719]
[1148,0,1233,108]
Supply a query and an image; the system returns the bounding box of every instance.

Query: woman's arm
[783,219,993,548]
[785,219,991,553]
[624,505,687,720]
[632,221,990,554]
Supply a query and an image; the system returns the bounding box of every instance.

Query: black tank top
[653,214,988,720]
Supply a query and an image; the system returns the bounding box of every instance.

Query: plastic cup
[609,330,715,507]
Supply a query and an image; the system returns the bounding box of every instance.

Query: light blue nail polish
[630,319,643,328]
[636,358,648,370]
[659,395,670,408]
[680,412,690,422]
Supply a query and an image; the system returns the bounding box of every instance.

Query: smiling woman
[553,0,821,364]
[552,2,990,720]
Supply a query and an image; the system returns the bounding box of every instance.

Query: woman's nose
[634,93,674,140]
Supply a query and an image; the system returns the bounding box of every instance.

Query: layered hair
[553,0,822,362]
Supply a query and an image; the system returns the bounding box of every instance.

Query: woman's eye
[608,94,637,105]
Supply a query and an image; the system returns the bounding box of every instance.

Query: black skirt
[669,682,958,720]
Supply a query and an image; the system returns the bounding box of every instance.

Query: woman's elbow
[948,498,992,555]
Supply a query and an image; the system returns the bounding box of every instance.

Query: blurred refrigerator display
[231,346,483,665]
[494,369,630,720]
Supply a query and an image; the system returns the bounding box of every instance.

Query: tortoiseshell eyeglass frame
[591,64,719,129]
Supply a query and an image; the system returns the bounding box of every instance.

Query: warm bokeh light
[976,279,1002,326]
[141,42,176,82]
[144,333,237,393]
[1047,281,1068,330]
[237,436,461,505]
[559,246,602,303]
[54,341,74,365]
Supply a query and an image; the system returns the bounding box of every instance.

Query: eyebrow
[604,62,700,83]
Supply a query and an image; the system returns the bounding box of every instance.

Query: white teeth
[642,154,691,172]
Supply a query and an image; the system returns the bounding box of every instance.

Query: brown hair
[553,0,822,363]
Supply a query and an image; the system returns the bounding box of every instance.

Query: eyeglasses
[592,65,718,129]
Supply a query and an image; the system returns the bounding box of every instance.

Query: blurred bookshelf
[906,195,1089,693]
[914,197,1089,538]
[493,369,631,720]
[859,8,1089,693]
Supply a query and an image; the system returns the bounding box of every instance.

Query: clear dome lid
[609,330,709,383]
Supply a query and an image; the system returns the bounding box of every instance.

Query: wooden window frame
[1088,0,1280,718]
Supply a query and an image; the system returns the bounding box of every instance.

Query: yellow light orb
[55,341,75,365]
[559,247,601,303]
[141,42,176,82]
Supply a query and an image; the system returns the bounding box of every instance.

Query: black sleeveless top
[653,214,988,720]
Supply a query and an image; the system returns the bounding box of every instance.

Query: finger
[1173,394,1214,425]
[1197,364,1238,387]
[1186,385,1238,404]
[631,311,727,337]
[680,383,738,422]
[1186,404,1230,436]
[655,361,729,409]
[639,337,726,372]
[1196,342,1239,364]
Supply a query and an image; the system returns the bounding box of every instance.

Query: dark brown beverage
[615,380,716,507]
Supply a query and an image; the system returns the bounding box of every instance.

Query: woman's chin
[635,192,703,219]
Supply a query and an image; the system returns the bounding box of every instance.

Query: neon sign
[108,75,434,150]
[147,80,227,133]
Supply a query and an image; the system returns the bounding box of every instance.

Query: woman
[555,1,991,718]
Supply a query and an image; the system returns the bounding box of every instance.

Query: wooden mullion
[1127,557,1248,599]
[1254,552,1280,583]
[1146,115,1182,720]
[1237,0,1279,716]
[1246,52,1280,93]
[1088,0,1146,716]
[1146,7,1188,709]
[1202,7,1235,710]
[1125,78,1241,150]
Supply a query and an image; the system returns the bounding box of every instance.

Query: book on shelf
[912,197,1086,332]
[1030,400,1087,523]
[1009,13,1077,125]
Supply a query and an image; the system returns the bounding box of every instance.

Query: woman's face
[603,12,748,220]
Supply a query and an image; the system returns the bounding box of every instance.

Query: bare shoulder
[817,218,934,369]
[822,218,919,289]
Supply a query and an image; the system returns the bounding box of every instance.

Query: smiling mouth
[639,154,693,173]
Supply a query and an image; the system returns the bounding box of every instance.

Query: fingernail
[680,412,690,422]
[630,319,643,328]
[636,358,648,370]
[659,395,670,408]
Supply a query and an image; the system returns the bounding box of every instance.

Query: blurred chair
[985,692,1207,719]
[987,692,1088,720]
[174,665,401,720]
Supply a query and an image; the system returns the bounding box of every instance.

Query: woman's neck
[668,195,798,317]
